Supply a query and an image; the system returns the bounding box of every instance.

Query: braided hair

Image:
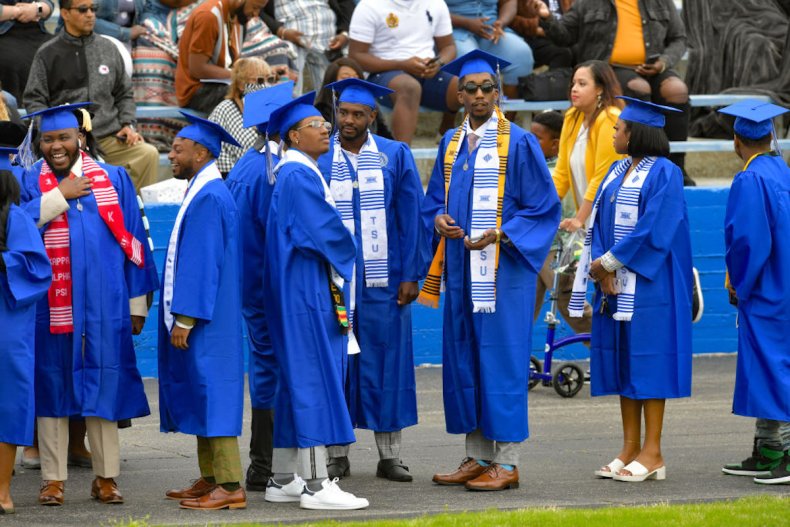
[0,170,21,256]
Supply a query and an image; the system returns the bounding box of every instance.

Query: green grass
[111,495,790,527]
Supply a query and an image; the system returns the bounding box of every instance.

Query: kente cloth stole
[39,151,144,334]
[417,107,510,313]
[569,156,655,321]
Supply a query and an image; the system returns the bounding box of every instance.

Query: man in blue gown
[158,114,247,510]
[262,94,368,509]
[422,50,560,491]
[225,81,293,493]
[719,100,790,485]
[317,78,428,482]
[21,103,158,506]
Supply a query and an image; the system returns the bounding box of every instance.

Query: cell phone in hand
[426,56,441,65]
[645,53,661,64]
[116,133,127,143]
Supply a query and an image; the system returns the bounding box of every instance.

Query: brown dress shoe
[465,463,519,491]
[39,480,65,506]
[91,477,124,504]
[179,486,247,510]
[165,477,217,500]
[432,457,487,485]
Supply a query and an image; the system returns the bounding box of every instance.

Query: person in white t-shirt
[348,0,461,145]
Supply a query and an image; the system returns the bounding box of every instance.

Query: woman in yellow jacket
[534,60,624,333]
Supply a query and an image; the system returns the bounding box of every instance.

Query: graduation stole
[417,107,510,312]
[569,156,656,322]
[39,151,145,334]
[330,131,389,289]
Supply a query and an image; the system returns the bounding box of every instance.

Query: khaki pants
[534,249,593,335]
[197,436,243,485]
[97,135,159,192]
[38,416,119,481]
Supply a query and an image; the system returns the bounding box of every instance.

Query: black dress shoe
[327,456,351,479]
[245,465,272,492]
[377,458,413,482]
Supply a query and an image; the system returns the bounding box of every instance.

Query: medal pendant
[463,163,468,171]
[76,201,83,211]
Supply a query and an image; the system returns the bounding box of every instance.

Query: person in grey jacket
[23,0,158,192]
[531,0,694,185]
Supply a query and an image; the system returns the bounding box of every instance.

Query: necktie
[468,132,479,153]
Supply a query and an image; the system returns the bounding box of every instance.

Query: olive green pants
[197,436,242,485]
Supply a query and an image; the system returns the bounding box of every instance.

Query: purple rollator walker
[529,232,589,398]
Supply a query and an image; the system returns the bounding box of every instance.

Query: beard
[48,149,81,178]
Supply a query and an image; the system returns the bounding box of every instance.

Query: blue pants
[452,28,534,85]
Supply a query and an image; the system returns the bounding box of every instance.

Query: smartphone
[645,53,661,64]
[116,133,127,143]
[426,56,441,65]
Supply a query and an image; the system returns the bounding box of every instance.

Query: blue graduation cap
[0,120,30,171]
[267,91,321,139]
[440,49,511,79]
[243,81,295,133]
[718,100,789,140]
[22,102,92,132]
[617,96,681,128]
[177,111,241,158]
[325,78,393,109]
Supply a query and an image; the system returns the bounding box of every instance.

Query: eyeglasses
[296,120,332,132]
[250,76,278,85]
[460,81,496,95]
[67,4,98,13]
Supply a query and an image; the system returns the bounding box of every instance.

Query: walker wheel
[528,356,541,390]
[552,363,584,398]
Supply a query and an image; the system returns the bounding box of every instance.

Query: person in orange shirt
[534,60,624,333]
[531,0,693,185]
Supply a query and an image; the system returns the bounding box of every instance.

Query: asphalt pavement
[4,354,788,526]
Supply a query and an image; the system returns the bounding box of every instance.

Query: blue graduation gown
[318,135,430,432]
[23,162,158,421]
[725,153,790,421]
[263,154,357,448]
[422,123,560,443]
[590,157,693,399]
[226,146,279,410]
[0,205,51,445]
[158,174,244,437]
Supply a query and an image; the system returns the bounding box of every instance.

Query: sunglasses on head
[68,4,98,13]
[297,120,332,131]
[460,81,496,95]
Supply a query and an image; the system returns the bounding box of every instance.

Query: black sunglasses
[68,4,98,13]
[252,76,278,85]
[460,81,496,95]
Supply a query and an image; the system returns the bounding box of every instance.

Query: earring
[596,93,602,109]
[78,138,83,149]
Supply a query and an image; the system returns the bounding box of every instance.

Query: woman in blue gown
[577,97,693,482]
[0,171,52,514]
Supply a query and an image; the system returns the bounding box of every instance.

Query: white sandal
[594,458,626,478]
[613,461,666,482]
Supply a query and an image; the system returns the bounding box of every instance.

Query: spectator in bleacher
[531,0,693,184]
[0,0,54,102]
[529,109,562,167]
[208,57,275,177]
[57,0,149,50]
[315,57,392,139]
[260,0,355,94]
[538,60,623,334]
[175,0,268,113]
[446,0,534,101]
[348,0,460,145]
[507,0,573,69]
[23,0,160,192]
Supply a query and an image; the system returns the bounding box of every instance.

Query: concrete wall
[133,186,736,377]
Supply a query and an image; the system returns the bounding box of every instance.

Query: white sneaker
[299,478,369,510]
[264,475,305,503]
